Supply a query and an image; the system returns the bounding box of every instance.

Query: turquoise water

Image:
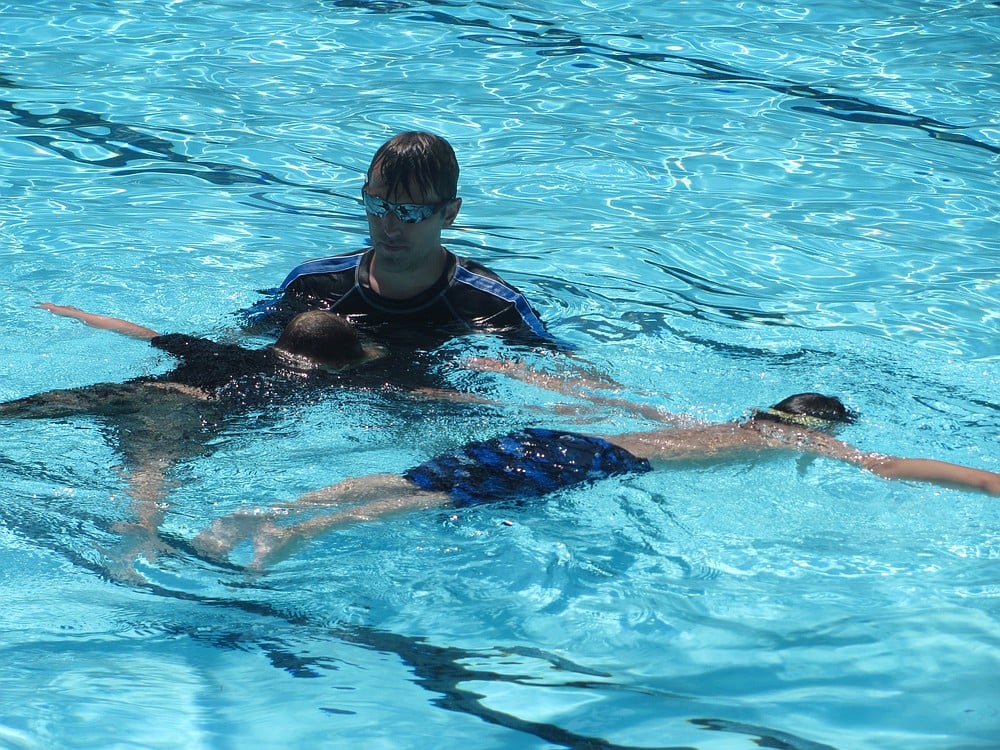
[2,1,999,748]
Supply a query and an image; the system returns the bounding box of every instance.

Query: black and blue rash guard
[241,248,550,342]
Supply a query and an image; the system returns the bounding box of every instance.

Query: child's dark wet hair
[275,310,365,367]
[753,392,858,430]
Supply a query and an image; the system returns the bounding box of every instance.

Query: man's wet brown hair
[367,131,459,203]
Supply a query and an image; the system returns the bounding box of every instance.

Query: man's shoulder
[453,255,506,283]
[446,255,551,340]
[451,256,528,303]
[281,249,368,290]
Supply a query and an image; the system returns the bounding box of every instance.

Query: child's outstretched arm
[36,302,160,340]
[860,454,1000,496]
[781,429,1000,496]
[626,424,1000,497]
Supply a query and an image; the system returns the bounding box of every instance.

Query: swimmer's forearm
[465,356,684,423]
[466,356,614,394]
[36,302,160,340]
[862,455,1000,496]
[408,387,498,405]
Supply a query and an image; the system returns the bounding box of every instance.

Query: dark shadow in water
[690,718,838,750]
[0,93,350,202]
[1,0,995,200]
[331,0,999,156]
[0,491,840,750]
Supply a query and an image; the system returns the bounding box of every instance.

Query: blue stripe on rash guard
[278,252,365,290]
[453,266,549,339]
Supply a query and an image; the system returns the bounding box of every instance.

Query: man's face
[364,166,461,276]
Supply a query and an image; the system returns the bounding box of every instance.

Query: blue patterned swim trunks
[402,428,652,507]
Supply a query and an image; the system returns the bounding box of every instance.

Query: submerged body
[1,304,439,572]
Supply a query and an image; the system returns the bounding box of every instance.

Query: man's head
[367,131,459,204]
[274,310,368,369]
[362,132,463,282]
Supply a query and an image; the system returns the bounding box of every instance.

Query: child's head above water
[274,310,370,369]
[752,392,858,431]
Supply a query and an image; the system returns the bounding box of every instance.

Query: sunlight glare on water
[1,0,998,748]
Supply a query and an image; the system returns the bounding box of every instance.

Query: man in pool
[242,131,551,346]
[194,392,1000,568]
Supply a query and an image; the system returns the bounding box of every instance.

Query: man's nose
[379,209,404,233]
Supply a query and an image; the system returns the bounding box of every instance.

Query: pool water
[2,1,998,748]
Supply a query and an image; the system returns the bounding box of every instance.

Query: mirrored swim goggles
[361,189,452,223]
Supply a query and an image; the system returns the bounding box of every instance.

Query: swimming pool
[2,0,998,747]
